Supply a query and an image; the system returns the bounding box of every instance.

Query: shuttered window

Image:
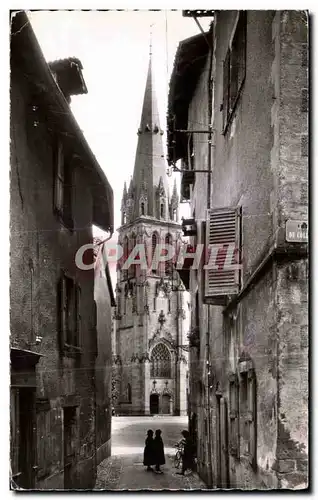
[204,207,241,303]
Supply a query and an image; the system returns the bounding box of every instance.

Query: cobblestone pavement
[95,453,207,491]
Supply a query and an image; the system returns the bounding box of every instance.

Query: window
[223,11,247,132]
[239,365,256,467]
[54,140,73,229]
[59,272,81,352]
[229,374,239,457]
[122,236,129,280]
[127,383,132,403]
[151,343,171,378]
[123,211,127,224]
[165,234,173,276]
[160,203,164,218]
[152,233,158,274]
[141,202,145,216]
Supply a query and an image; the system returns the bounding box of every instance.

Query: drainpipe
[206,22,214,489]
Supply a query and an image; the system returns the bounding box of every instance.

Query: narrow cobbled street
[95,416,207,491]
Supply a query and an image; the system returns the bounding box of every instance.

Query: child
[143,429,155,471]
[153,429,165,474]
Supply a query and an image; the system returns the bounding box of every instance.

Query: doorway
[161,394,171,414]
[63,406,77,489]
[10,387,36,489]
[150,394,159,415]
[216,396,229,488]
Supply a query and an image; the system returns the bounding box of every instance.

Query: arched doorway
[150,394,159,415]
[161,394,171,414]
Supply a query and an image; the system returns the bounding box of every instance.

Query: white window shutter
[204,206,241,303]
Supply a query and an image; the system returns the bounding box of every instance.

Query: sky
[28,10,211,284]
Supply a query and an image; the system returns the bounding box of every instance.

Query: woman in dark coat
[153,429,165,474]
[143,429,155,471]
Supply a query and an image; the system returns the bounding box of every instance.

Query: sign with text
[286,220,308,243]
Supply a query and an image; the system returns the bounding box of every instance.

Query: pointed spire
[121,181,127,207]
[130,46,169,220]
[128,177,134,197]
[172,178,178,200]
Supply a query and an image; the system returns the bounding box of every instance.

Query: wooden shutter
[248,369,257,468]
[10,388,20,477]
[204,207,241,304]
[229,374,239,457]
[220,397,229,488]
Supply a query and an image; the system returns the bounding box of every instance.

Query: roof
[10,11,113,233]
[167,31,211,165]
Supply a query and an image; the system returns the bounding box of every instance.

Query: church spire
[130,48,169,220]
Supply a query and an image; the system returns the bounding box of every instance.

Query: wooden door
[161,394,170,414]
[220,397,229,488]
[10,388,36,489]
[63,406,77,489]
[150,394,159,415]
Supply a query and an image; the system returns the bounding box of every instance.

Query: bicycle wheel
[174,451,182,469]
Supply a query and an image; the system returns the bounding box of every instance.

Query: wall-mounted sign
[286,220,308,243]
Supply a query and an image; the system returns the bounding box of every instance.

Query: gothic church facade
[114,53,190,416]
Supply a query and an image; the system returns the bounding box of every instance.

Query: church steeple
[129,51,169,220]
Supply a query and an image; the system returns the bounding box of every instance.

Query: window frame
[238,363,257,467]
[229,373,240,458]
[59,271,82,356]
[222,11,247,135]
[150,343,172,378]
[53,139,74,230]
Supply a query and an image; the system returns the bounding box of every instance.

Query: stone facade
[10,12,114,490]
[114,54,190,416]
[167,11,308,490]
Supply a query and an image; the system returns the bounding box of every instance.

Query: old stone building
[114,50,190,416]
[10,12,114,489]
[168,11,308,489]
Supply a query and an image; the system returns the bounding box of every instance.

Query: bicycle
[173,443,184,469]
